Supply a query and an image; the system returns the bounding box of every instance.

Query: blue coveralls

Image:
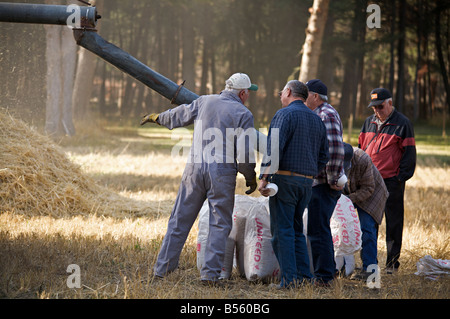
[153,91,256,281]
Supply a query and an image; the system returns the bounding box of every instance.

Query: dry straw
[0,111,161,219]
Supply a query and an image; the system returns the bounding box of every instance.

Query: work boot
[350,269,372,281]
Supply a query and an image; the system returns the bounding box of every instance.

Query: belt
[276,170,313,179]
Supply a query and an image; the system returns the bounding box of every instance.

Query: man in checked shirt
[305,79,345,286]
[258,80,329,289]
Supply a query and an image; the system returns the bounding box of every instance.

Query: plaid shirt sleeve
[316,104,345,185]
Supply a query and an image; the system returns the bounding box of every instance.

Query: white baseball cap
[226,73,258,91]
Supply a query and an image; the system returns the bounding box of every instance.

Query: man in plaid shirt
[305,79,345,286]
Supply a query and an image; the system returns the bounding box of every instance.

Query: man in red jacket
[358,88,416,274]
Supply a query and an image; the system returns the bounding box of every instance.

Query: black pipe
[0,2,99,28]
[74,29,199,106]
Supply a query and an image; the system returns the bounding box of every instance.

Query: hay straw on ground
[0,111,163,218]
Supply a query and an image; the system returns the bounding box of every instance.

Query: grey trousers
[153,163,237,280]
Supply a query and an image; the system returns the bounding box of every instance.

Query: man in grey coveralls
[141,73,259,283]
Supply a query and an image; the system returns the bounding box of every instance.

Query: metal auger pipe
[73,29,199,106]
[0,2,99,28]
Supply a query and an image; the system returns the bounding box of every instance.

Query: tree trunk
[316,7,335,89]
[355,0,367,119]
[340,0,367,119]
[389,0,396,94]
[200,25,212,96]
[396,0,406,113]
[435,5,450,116]
[413,0,422,122]
[181,6,196,93]
[72,0,104,126]
[299,0,330,83]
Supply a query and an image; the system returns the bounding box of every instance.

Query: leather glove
[140,113,160,126]
[245,176,258,195]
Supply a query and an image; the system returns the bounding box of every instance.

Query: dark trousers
[383,177,406,269]
[269,174,314,287]
[307,183,341,283]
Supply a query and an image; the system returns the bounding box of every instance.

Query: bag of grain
[330,194,362,276]
[196,195,255,279]
[330,194,362,257]
[232,195,253,277]
[196,200,210,272]
[415,255,450,280]
[241,198,280,282]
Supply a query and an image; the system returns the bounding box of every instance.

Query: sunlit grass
[0,122,449,299]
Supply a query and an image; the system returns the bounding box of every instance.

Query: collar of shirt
[374,107,395,127]
[220,90,243,104]
[287,99,307,109]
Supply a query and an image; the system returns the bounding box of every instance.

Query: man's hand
[140,113,160,126]
[330,184,344,191]
[258,180,271,197]
[245,177,258,195]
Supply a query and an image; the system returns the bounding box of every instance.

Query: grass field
[0,119,449,301]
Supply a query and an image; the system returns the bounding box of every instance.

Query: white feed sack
[330,194,362,276]
[196,200,237,279]
[196,195,280,282]
[196,201,209,272]
[303,194,362,277]
[415,255,450,280]
[330,194,362,257]
[196,195,255,279]
[242,198,280,282]
[232,195,253,277]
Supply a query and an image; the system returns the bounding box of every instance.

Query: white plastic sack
[330,194,362,257]
[232,195,253,277]
[302,208,315,275]
[196,201,210,271]
[335,255,356,277]
[196,200,236,279]
[196,195,255,279]
[196,195,280,282]
[242,198,280,282]
[415,255,450,280]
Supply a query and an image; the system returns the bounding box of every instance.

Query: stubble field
[0,114,449,301]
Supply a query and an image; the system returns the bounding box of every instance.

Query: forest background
[0,0,449,301]
[0,0,449,136]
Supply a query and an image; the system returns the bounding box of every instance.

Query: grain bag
[415,255,450,280]
[330,194,362,257]
[196,201,210,272]
[330,194,361,276]
[196,195,254,279]
[232,195,253,277]
[241,198,280,282]
[197,195,280,281]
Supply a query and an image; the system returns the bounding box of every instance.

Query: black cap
[343,143,354,171]
[368,88,392,107]
[306,79,328,96]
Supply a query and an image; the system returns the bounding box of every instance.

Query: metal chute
[0,2,198,105]
[0,2,100,28]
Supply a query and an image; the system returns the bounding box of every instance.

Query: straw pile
[0,111,159,218]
